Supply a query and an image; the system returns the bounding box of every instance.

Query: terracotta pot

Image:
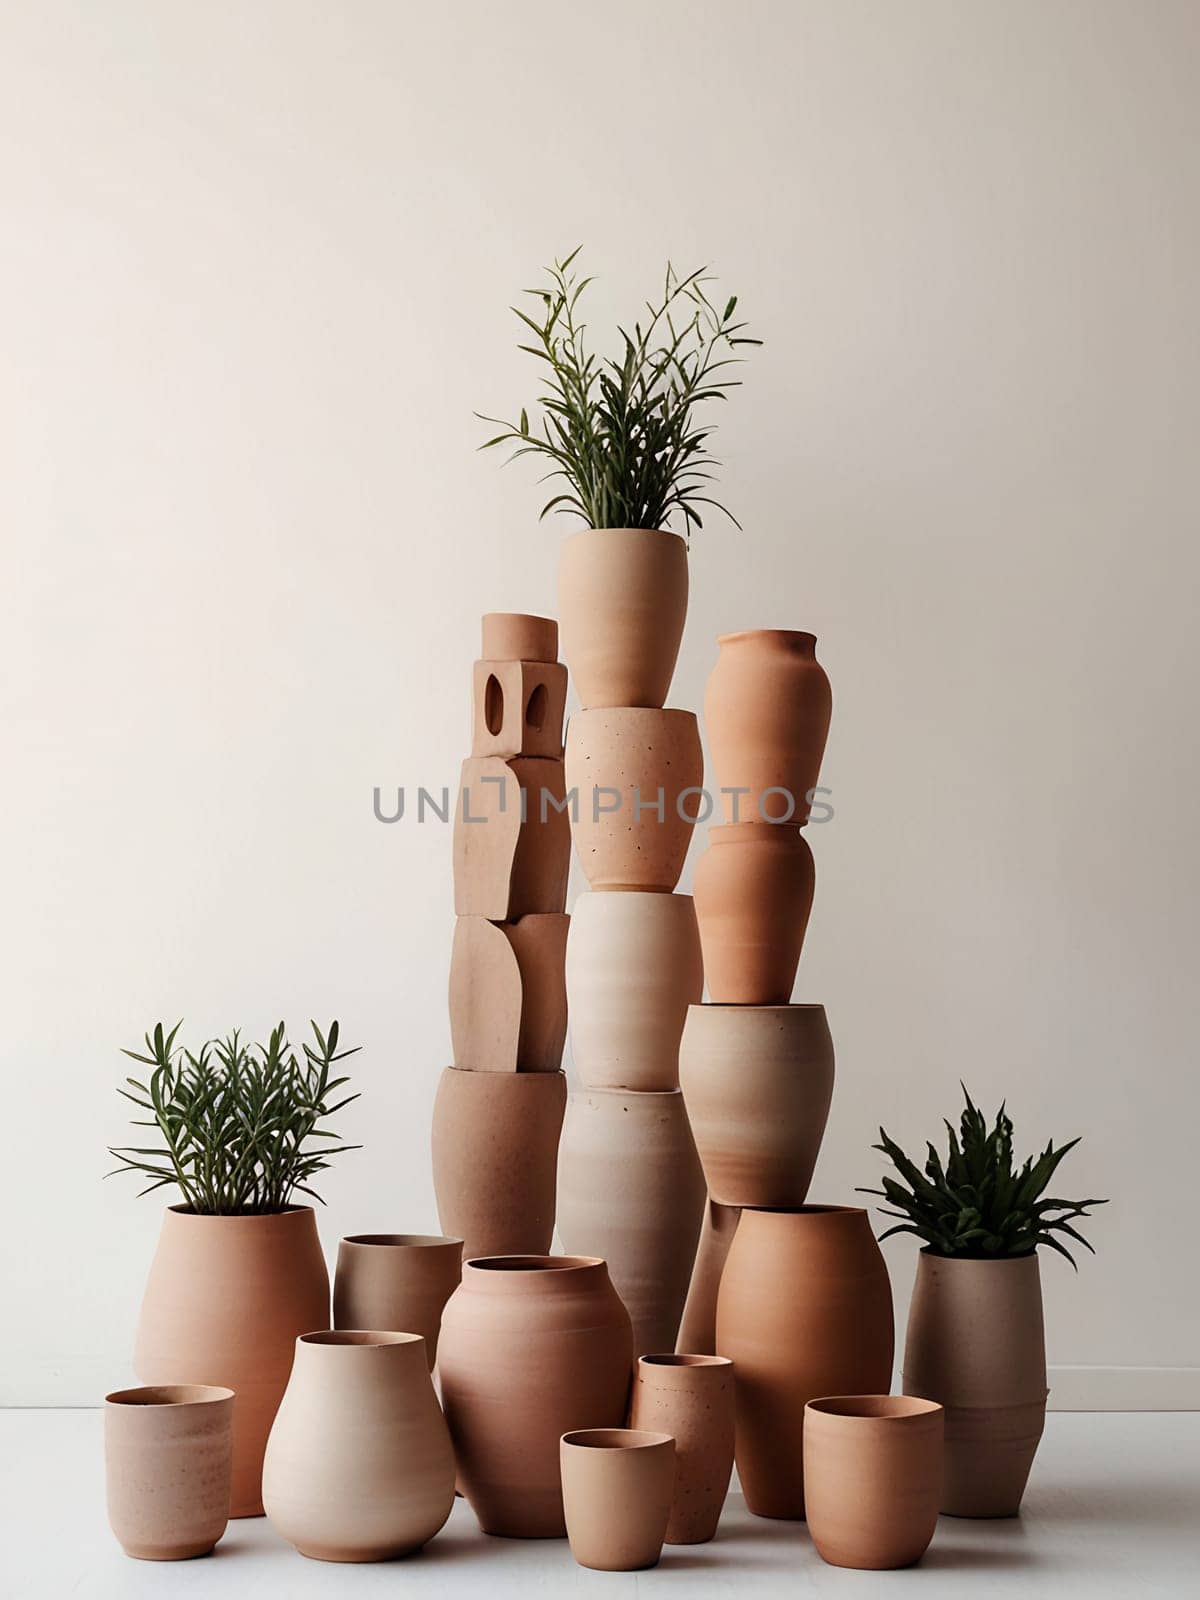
[430,1067,566,1261]
[630,1356,734,1544]
[704,630,832,823]
[472,658,567,760]
[679,1004,835,1206]
[565,708,703,893]
[438,1255,633,1537]
[557,1088,706,1358]
[333,1236,463,1368]
[481,612,558,663]
[558,527,688,709]
[675,1199,741,1356]
[566,892,702,1091]
[134,1206,330,1518]
[262,1331,455,1561]
[715,1206,894,1519]
[903,1251,1048,1517]
[804,1396,943,1568]
[560,1429,675,1570]
[453,756,570,920]
[693,825,815,1004]
[449,913,568,1073]
[105,1385,233,1561]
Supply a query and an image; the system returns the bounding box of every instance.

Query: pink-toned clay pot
[629,1356,734,1544]
[558,528,688,709]
[449,913,569,1073]
[481,613,559,663]
[333,1235,463,1368]
[693,825,815,1004]
[676,1199,742,1356]
[105,1385,233,1561]
[560,1429,676,1570]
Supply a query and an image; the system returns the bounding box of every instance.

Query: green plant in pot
[859,1086,1106,1519]
[109,1020,360,1517]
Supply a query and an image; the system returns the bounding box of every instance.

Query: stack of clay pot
[431,613,572,1261]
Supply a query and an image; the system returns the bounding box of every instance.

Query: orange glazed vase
[693,824,815,1004]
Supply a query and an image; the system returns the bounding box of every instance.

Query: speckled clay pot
[560,1429,676,1571]
[630,1356,735,1544]
[105,1385,233,1561]
[693,825,815,1004]
[558,528,688,709]
[333,1235,463,1368]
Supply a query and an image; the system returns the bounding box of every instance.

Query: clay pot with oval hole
[105,1384,234,1561]
[693,824,815,1003]
[630,1355,735,1543]
[333,1235,463,1368]
[558,528,688,709]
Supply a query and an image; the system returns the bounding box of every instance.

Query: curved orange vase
[693,824,815,1003]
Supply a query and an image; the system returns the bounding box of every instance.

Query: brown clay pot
[629,1356,734,1544]
[704,630,832,823]
[556,1088,706,1358]
[675,1199,742,1356]
[105,1385,234,1561]
[903,1251,1048,1517]
[678,1004,835,1206]
[134,1206,330,1518]
[472,658,567,760]
[715,1206,894,1519]
[560,1429,676,1570]
[803,1396,943,1569]
[452,756,570,920]
[557,527,688,709]
[565,708,703,893]
[693,825,815,1004]
[449,913,568,1073]
[481,612,558,663]
[333,1235,463,1368]
[438,1256,634,1537]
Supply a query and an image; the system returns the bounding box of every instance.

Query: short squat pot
[334,1235,463,1368]
[693,824,815,1004]
[630,1355,734,1544]
[105,1384,233,1561]
[560,1429,676,1571]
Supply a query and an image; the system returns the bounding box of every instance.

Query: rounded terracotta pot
[105,1384,233,1561]
[262,1331,455,1561]
[438,1255,633,1537]
[333,1235,463,1368]
[693,825,815,1004]
[704,630,832,823]
[629,1356,734,1544]
[566,891,702,1091]
[903,1251,1048,1517]
[556,1088,706,1358]
[134,1206,330,1518]
[715,1206,894,1519]
[481,611,558,662]
[565,708,703,893]
[678,1004,835,1207]
[430,1066,566,1262]
[676,1199,742,1356]
[557,527,688,709]
[804,1396,943,1568]
[560,1429,675,1571]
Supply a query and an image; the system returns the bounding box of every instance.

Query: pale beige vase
[105,1385,233,1561]
[262,1331,455,1561]
[676,1199,742,1356]
[630,1356,734,1544]
[333,1235,463,1368]
[560,1429,676,1571]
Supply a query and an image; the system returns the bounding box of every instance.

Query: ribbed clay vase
[630,1356,735,1544]
[565,708,703,893]
[263,1332,455,1561]
[558,528,688,709]
[566,892,702,1090]
[438,1256,633,1537]
[333,1235,463,1368]
[716,1206,894,1519]
[134,1206,330,1518]
[903,1251,1048,1517]
[676,1199,742,1356]
[560,1429,676,1571]
[679,1004,835,1206]
[557,1088,706,1359]
[693,825,815,1004]
[704,630,832,823]
[105,1385,234,1561]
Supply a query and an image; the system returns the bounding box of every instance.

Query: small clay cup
[560,1428,676,1571]
[105,1384,234,1560]
[334,1234,463,1367]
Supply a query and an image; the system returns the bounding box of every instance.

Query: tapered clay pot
[333,1235,463,1368]
[566,892,702,1091]
[693,825,815,1004]
[560,1429,675,1571]
[134,1206,330,1518]
[263,1332,455,1561]
[679,1004,835,1206]
[704,630,832,823]
[438,1256,634,1537]
[556,1088,706,1358]
[565,708,703,893]
[105,1385,233,1561]
[630,1356,734,1544]
[481,612,558,663]
[430,1067,566,1262]
[449,913,569,1073]
[903,1251,1048,1517]
[716,1206,894,1519]
[676,1199,741,1356]
[804,1396,943,1569]
[558,527,688,709]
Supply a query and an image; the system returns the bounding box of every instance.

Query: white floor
[2,1410,1197,1598]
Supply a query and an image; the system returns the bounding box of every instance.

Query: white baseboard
[1046,1365,1200,1410]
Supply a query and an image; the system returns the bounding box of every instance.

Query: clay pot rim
[568,705,698,727]
[576,1087,686,1103]
[465,1253,604,1274]
[690,1002,826,1015]
[743,1204,867,1218]
[165,1202,314,1221]
[716,629,817,649]
[563,525,684,547]
[806,1394,943,1424]
[341,1233,463,1250]
[105,1383,235,1408]
[299,1330,425,1349]
[919,1246,1039,1265]
[561,1428,675,1452]
[639,1353,732,1370]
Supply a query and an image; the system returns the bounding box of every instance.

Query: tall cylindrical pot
[629,1355,735,1544]
[693,825,815,1004]
[333,1235,463,1367]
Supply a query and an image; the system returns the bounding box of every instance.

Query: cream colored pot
[558,528,688,709]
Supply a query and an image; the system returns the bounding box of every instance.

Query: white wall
[3,0,1198,1406]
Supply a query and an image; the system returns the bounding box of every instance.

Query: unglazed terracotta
[716,1206,894,1519]
[560,1429,675,1571]
[481,611,559,663]
[439,1256,634,1537]
[449,913,568,1072]
[629,1356,734,1544]
[903,1251,1048,1517]
[430,1066,566,1261]
[333,1235,463,1368]
[556,1088,706,1358]
[558,527,688,709]
[804,1396,943,1569]
[704,630,832,823]
[565,708,703,893]
[263,1332,455,1561]
[693,825,815,1004]
[134,1206,330,1518]
[679,1004,835,1206]
[676,1199,742,1356]
[472,658,567,760]
[452,756,570,920]
[566,892,702,1091]
[105,1385,233,1561]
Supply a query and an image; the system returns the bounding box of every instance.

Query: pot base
[293,1540,432,1562]
[119,1542,217,1562]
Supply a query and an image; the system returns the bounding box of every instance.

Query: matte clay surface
[693,824,815,1004]
[452,756,570,920]
[449,913,568,1072]
[333,1236,463,1367]
[560,1429,675,1571]
[105,1385,233,1561]
[481,613,558,663]
[676,1199,742,1356]
[471,658,567,760]
[630,1357,735,1544]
